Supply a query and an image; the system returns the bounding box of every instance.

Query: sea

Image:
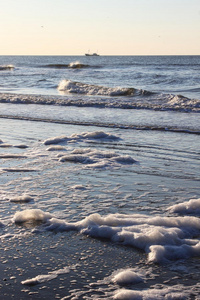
[0,55,200,299]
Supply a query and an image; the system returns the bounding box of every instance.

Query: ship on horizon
[85,51,99,56]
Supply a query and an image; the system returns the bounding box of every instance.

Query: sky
[0,0,200,55]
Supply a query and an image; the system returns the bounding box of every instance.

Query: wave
[0,87,200,113]
[58,80,150,96]
[0,65,14,71]
[40,61,90,69]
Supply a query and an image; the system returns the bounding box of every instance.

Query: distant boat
[85,51,99,56]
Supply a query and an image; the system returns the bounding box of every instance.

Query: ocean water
[0,55,200,299]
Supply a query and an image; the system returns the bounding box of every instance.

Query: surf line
[0,115,199,135]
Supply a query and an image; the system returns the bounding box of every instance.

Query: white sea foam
[0,64,14,71]
[13,209,52,223]
[44,135,68,145]
[59,148,136,168]
[21,265,74,286]
[46,145,66,151]
[113,286,189,299]
[112,269,143,285]
[69,131,120,142]
[21,274,57,286]
[71,184,86,190]
[43,131,120,146]
[42,211,200,263]
[68,61,88,69]
[71,148,92,154]
[43,131,132,169]
[0,91,199,113]
[168,198,200,215]
[10,194,33,203]
[13,195,200,263]
[59,154,93,164]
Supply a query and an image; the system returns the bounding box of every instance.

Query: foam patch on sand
[10,194,33,203]
[70,131,120,140]
[112,269,143,285]
[44,135,68,145]
[71,184,86,190]
[14,197,200,264]
[113,286,189,299]
[43,131,120,145]
[13,209,52,223]
[168,198,200,215]
[46,145,66,151]
[59,148,136,168]
[43,131,133,169]
[21,265,76,286]
[22,274,57,286]
[44,210,200,263]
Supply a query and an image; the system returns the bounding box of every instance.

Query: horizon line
[0,54,200,56]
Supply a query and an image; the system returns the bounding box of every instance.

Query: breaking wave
[0,65,14,71]
[40,61,90,69]
[0,88,200,113]
[58,79,149,96]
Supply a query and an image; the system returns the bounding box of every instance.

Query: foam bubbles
[42,131,135,169]
[46,145,66,151]
[13,209,52,223]
[59,154,93,164]
[21,274,57,286]
[69,130,120,141]
[21,265,73,286]
[44,135,68,145]
[43,131,120,146]
[168,198,200,215]
[42,211,200,263]
[59,148,136,168]
[114,287,188,300]
[112,269,143,285]
[71,184,86,190]
[10,194,33,203]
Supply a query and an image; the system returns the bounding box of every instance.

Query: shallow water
[0,116,200,299]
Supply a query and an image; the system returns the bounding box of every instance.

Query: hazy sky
[1,0,200,55]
